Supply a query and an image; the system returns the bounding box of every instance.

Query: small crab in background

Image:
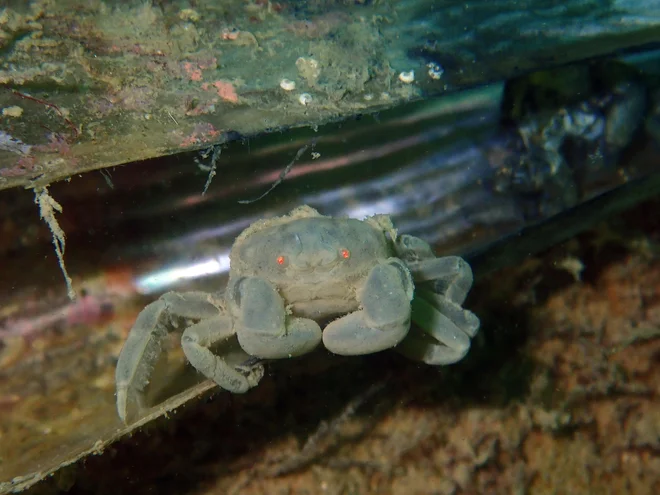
[115,206,480,422]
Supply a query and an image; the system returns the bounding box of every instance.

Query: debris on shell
[220,27,241,40]
[296,57,321,85]
[1,106,23,118]
[298,93,313,106]
[220,28,259,47]
[178,9,200,23]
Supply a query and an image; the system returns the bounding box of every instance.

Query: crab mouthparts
[291,252,338,271]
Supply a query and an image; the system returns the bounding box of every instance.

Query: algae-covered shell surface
[0,0,659,191]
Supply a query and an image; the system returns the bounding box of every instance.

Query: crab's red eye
[341,249,350,259]
[276,255,286,265]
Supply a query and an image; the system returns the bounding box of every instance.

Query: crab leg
[396,289,480,365]
[394,234,474,305]
[417,289,480,338]
[392,234,480,364]
[115,291,223,422]
[406,256,474,305]
[181,316,264,394]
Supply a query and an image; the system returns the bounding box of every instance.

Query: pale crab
[115,206,480,422]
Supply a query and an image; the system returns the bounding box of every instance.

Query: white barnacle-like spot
[398,71,415,84]
[298,93,312,106]
[280,78,296,91]
[427,62,444,80]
